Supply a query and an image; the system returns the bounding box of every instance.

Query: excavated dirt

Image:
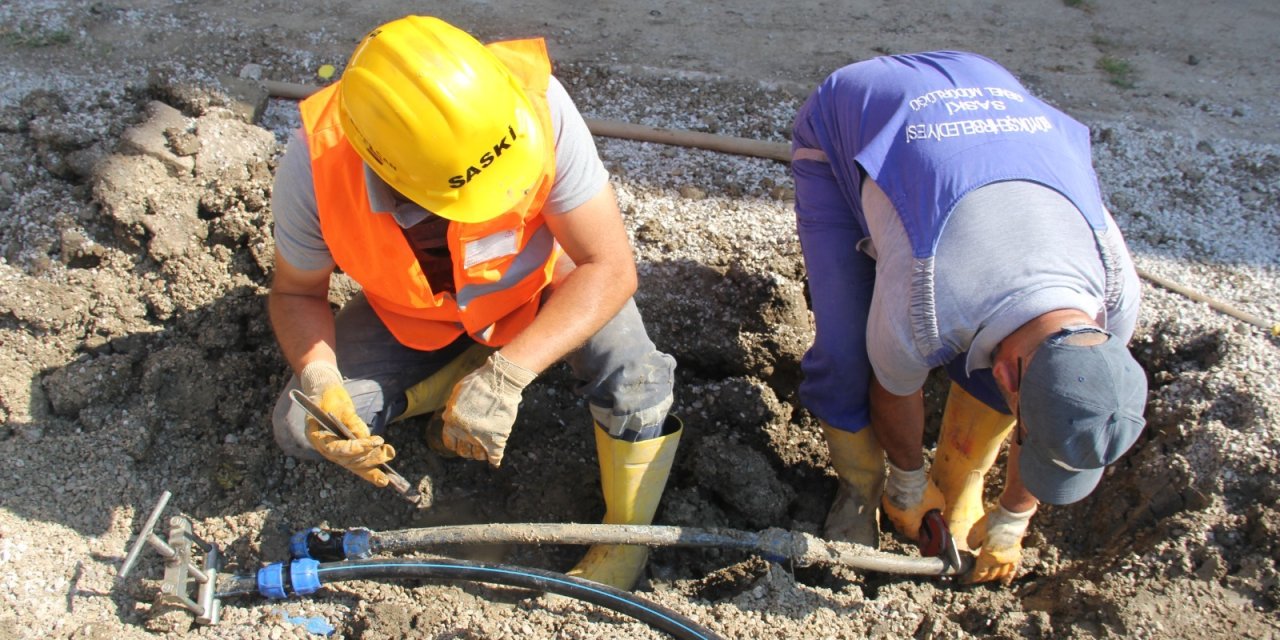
[1,1,1278,639]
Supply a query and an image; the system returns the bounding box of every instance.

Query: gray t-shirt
[864,179,1141,395]
[272,76,609,271]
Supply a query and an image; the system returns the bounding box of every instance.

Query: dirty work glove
[441,352,537,468]
[881,460,946,542]
[423,413,458,459]
[301,361,395,488]
[965,503,1037,585]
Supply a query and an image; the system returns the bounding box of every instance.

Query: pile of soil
[0,2,1277,639]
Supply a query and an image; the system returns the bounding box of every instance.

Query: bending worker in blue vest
[789,51,1149,584]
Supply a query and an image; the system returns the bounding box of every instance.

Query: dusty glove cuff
[492,352,537,390]
[300,360,343,398]
[884,460,927,510]
[994,503,1038,524]
[980,503,1037,550]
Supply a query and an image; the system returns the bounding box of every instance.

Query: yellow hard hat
[338,16,546,223]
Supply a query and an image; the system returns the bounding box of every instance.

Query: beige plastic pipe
[1137,269,1278,335]
[261,79,1279,336]
[262,80,790,161]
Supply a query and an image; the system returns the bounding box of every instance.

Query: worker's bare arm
[998,443,1040,512]
[869,376,927,470]
[267,248,338,374]
[499,182,638,372]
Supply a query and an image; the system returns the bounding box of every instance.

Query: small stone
[164,128,200,156]
[215,75,271,123]
[17,425,44,443]
[679,185,707,200]
[239,63,263,80]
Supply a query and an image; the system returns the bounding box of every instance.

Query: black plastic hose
[217,557,722,640]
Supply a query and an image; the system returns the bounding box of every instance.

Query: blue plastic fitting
[289,527,320,559]
[343,528,373,559]
[290,558,321,596]
[257,562,287,599]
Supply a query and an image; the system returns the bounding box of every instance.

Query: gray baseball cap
[1017,329,1148,505]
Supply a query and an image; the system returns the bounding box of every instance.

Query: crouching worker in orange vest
[267,16,680,591]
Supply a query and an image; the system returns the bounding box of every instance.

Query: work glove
[881,460,946,542]
[301,361,395,487]
[965,503,1037,585]
[423,413,458,459]
[441,352,537,468]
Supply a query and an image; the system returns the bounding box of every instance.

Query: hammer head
[918,509,962,572]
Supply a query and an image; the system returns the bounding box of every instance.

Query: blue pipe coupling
[256,559,322,599]
[343,528,372,559]
[288,527,372,561]
[289,528,322,560]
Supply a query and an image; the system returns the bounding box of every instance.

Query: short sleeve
[271,130,335,271]
[543,76,609,215]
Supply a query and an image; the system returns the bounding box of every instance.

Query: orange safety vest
[298,39,560,351]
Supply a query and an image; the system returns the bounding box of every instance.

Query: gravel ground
[1,2,1278,639]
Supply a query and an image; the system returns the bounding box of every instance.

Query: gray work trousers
[271,292,676,460]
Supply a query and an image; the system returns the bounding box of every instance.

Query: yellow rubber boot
[394,343,496,423]
[929,382,1016,546]
[822,423,886,548]
[388,344,494,456]
[567,417,682,590]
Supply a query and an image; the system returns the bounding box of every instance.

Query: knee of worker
[271,377,323,461]
[576,347,676,434]
[270,376,400,460]
[567,299,675,400]
[340,377,401,436]
[590,392,675,442]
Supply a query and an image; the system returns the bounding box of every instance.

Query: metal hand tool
[290,389,421,504]
[918,509,963,573]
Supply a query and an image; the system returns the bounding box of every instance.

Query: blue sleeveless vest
[805,51,1123,367]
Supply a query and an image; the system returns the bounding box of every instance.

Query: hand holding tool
[882,461,946,541]
[291,389,421,504]
[964,503,1037,584]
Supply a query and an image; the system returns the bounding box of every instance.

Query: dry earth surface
[1,1,1279,639]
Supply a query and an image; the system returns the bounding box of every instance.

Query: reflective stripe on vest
[299,38,560,351]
